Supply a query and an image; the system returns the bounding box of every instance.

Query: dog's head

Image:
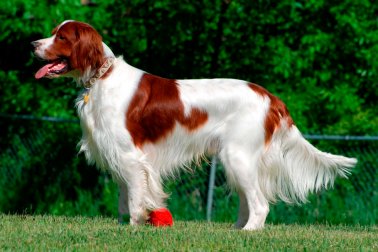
[32,20,107,80]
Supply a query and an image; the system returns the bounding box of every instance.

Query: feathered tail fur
[259,125,357,204]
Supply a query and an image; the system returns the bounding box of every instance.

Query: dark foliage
[0,0,376,223]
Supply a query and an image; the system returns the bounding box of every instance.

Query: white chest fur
[76,58,144,175]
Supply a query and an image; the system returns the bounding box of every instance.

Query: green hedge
[0,0,377,223]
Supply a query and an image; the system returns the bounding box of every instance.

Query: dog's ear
[70,24,104,73]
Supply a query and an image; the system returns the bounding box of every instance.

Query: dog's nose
[31,41,41,48]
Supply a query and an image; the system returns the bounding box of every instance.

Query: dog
[32,20,357,230]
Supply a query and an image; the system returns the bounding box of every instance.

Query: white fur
[35,22,357,230]
[76,59,356,229]
[33,36,55,59]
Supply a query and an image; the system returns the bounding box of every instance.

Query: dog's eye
[57,35,65,40]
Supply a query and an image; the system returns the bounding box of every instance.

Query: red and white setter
[32,20,356,230]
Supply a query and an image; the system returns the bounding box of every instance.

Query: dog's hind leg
[241,182,270,230]
[235,191,249,228]
[220,136,269,230]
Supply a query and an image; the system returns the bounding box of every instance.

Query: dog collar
[84,57,115,89]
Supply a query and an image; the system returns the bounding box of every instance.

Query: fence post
[206,156,217,221]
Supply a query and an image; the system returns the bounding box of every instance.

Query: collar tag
[84,94,90,104]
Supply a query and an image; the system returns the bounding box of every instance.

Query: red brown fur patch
[249,83,294,145]
[47,21,105,73]
[126,74,208,147]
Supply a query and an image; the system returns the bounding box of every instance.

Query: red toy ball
[148,208,174,227]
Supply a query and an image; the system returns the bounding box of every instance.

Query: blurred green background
[0,0,377,225]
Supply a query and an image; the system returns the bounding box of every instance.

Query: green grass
[0,214,377,251]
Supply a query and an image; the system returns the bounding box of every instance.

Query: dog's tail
[259,124,357,204]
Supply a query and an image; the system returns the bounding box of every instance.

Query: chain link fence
[1,114,377,224]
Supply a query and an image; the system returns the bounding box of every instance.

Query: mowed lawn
[0,214,376,251]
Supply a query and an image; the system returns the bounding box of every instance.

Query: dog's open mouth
[35,59,69,79]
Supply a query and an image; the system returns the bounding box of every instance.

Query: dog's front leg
[118,183,129,224]
[118,152,166,225]
[126,170,149,225]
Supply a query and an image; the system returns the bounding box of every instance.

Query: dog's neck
[83,57,115,89]
[80,42,115,88]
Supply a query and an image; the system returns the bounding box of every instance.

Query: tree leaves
[1,0,377,132]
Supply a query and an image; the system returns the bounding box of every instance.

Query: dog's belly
[141,122,221,176]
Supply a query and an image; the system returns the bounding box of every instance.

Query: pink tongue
[35,63,54,79]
